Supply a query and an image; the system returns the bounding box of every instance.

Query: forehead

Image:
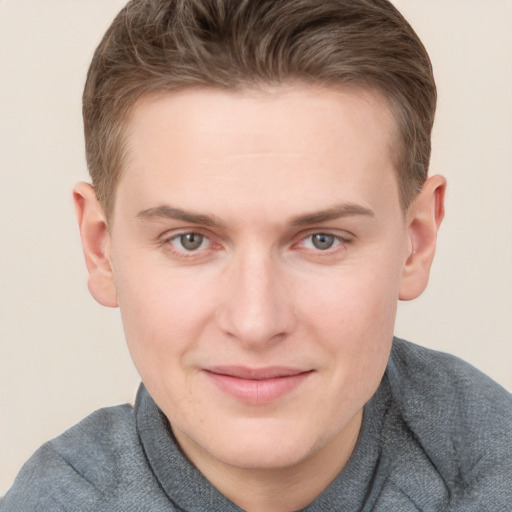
[125,84,397,156]
[117,84,401,220]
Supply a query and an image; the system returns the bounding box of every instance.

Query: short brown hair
[83,0,436,220]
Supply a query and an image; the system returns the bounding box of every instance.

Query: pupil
[312,234,334,250]
[181,233,203,250]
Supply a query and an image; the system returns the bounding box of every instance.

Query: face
[108,85,409,472]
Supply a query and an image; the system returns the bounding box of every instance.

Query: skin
[74,84,445,512]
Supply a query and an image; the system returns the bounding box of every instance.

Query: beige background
[1,0,511,495]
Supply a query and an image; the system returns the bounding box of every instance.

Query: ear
[399,175,446,301]
[73,182,118,308]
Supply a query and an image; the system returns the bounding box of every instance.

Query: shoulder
[1,403,164,511]
[385,337,512,510]
[388,337,512,418]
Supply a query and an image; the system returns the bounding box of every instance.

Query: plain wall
[1,0,511,494]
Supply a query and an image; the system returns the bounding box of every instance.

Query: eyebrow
[136,202,375,228]
[290,203,375,226]
[136,205,225,228]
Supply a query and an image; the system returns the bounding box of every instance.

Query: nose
[215,249,297,349]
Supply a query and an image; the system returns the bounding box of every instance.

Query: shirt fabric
[2,338,511,511]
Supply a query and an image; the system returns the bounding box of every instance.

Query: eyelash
[163,231,215,257]
[296,233,347,252]
[161,230,352,258]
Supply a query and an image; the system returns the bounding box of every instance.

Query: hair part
[83,0,436,221]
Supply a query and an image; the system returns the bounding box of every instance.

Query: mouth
[202,366,313,404]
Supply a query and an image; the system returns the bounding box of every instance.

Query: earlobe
[399,175,446,301]
[73,182,118,308]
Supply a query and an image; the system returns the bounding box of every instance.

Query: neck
[174,409,362,512]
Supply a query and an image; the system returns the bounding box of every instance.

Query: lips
[202,366,313,404]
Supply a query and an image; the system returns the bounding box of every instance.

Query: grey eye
[179,233,204,251]
[311,233,335,250]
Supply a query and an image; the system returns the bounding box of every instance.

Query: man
[2,0,511,510]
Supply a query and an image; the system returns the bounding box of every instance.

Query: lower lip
[203,371,312,404]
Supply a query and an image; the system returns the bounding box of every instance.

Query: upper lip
[204,366,311,380]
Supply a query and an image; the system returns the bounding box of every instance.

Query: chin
[216,442,310,471]
[201,418,326,470]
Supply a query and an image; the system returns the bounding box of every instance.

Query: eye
[169,232,210,252]
[301,233,342,251]
[311,233,336,250]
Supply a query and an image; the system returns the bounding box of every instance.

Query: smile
[202,366,313,404]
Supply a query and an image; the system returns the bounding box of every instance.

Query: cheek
[298,258,400,386]
[301,263,399,338]
[113,261,214,375]
[113,263,223,430]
